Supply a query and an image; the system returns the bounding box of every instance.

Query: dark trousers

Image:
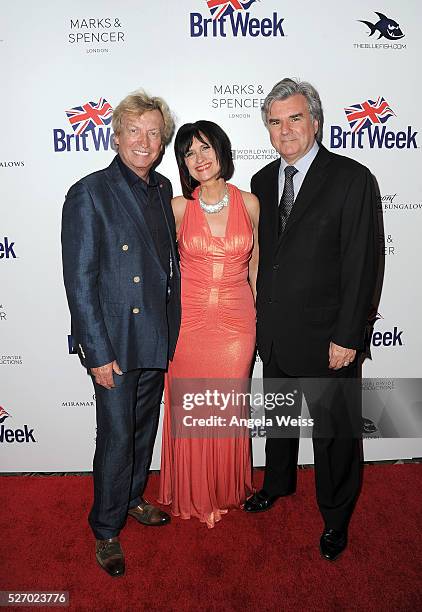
[88,368,164,539]
[263,346,362,531]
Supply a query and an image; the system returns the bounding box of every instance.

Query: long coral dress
[158,183,256,528]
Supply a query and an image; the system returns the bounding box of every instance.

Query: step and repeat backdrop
[1,0,421,471]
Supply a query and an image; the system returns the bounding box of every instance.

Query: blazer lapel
[261,159,281,250]
[276,145,332,250]
[156,179,181,279]
[105,157,165,271]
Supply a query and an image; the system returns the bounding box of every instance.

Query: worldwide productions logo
[0,407,36,444]
[53,98,115,153]
[0,355,23,365]
[361,378,397,439]
[232,148,278,162]
[354,12,406,50]
[190,0,285,38]
[330,97,418,149]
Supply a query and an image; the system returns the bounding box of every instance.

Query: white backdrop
[1,0,421,471]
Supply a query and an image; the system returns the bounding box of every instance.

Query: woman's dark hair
[174,120,234,199]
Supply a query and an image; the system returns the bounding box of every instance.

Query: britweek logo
[0,406,10,424]
[368,313,404,348]
[0,407,36,444]
[190,0,285,38]
[330,97,418,149]
[53,97,115,153]
[0,237,16,259]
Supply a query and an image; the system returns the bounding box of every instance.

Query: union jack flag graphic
[65,98,113,135]
[206,0,257,21]
[344,97,395,133]
[0,406,10,424]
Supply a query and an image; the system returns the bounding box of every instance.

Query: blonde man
[62,90,180,576]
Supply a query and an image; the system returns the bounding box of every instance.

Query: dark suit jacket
[251,145,377,375]
[61,156,181,371]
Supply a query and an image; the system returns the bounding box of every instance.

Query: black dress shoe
[95,537,125,577]
[128,498,171,526]
[319,528,348,561]
[244,490,281,513]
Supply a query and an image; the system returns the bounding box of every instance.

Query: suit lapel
[261,159,281,249]
[276,146,332,250]
[156,180,181,279]
[105,157,165,271]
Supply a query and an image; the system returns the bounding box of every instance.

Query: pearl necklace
[198,184,229,214]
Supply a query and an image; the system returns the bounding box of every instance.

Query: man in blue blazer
[62,90,180,577]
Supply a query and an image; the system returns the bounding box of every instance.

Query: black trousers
[88,368,164,539]
[262,346,362,531]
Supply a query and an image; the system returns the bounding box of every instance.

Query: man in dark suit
[245,78,377,561]
[62,90,180,576]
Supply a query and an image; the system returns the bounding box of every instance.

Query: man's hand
[91,360,123,389]
[328,342,356,370]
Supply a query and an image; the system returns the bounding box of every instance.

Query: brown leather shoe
[95,537,125,577]
[128,498,171,526]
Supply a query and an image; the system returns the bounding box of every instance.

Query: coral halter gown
[158,184,256,528]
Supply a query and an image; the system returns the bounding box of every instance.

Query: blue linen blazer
[61,156,181,371]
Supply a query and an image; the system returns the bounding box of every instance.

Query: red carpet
[2,465,422,611]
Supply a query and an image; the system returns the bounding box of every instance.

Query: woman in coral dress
[158,120,259,528]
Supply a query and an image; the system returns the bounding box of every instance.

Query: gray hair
[112,89,175,145]
[261,78,324,143]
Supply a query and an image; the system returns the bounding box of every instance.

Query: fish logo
[358,12,404,41]
[0,406,10,424]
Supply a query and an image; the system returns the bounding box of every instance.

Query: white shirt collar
[279,140,319,176]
